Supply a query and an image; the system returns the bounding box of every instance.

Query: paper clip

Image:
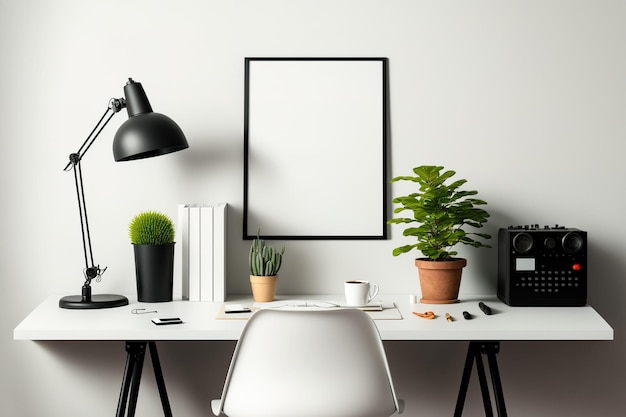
[412,311,435,320]
[131,308,157,314]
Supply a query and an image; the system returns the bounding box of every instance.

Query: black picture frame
[243,57,388,240]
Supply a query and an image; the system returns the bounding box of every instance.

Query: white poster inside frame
[244,57,388,239]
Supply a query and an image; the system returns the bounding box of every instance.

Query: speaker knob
[562,232,584,254]
[513,232,533,253]
[544,237,556,249]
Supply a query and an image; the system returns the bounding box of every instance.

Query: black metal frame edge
[243,57,390,241]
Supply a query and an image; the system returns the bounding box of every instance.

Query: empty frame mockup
[244,58,388,240]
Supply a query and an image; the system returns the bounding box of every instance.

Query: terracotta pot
[250,275,278,302]
[415,258,467,304]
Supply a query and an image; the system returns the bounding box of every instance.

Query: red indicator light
[572,264,581,271]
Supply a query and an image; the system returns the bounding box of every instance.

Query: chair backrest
[213,308,401,417]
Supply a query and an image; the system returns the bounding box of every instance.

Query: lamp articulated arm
[64,98,126,171]
[64,98,126,295]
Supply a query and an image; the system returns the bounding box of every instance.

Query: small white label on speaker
[516,258,536,271]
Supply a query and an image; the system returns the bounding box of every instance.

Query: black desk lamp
[59,78,189,309]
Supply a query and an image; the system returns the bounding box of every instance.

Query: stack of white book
[174,202,227,301]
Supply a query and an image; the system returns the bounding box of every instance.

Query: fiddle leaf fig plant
[388,165,491,260]
[129,211,175,245]
[249,230,285,276]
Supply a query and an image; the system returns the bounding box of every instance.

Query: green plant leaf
[388,165,491,260]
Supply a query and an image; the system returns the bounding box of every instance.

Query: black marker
[478,302,493,315]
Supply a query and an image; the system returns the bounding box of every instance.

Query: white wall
[2,0,624,415]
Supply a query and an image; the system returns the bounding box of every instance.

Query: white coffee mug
[344,280,379,306]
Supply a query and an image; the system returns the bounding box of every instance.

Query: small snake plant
[249,230,285,276]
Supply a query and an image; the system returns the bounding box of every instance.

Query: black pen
[479,302,493,315]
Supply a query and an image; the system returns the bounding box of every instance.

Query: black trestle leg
[454,343,477,417]
[474,345,494,417]
[454,341,507,417]
[149,341,173,417]
[116,341,173,417]
[483,343,507,417]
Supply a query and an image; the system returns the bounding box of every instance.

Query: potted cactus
[249,230,285,302]
[129,211,176,302]
[388,165,491,304]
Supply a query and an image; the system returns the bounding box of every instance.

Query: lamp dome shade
[113,112,189,161]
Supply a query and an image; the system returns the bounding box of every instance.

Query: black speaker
[497,226,587,306]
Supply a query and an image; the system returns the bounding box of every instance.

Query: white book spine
[174,204,189,301]
[200,204,214,301]
[188,204,201,301]
[213,203,227,302]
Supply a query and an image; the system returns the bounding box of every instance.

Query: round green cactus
[129,211,175,245]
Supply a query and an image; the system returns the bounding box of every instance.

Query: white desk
[14,294,613,341]
[14,294,614,417]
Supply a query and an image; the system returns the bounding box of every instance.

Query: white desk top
[14,294,613,342]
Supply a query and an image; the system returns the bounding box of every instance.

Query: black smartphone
[151,318,183,325]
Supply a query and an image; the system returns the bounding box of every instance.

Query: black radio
[497,225,587,306]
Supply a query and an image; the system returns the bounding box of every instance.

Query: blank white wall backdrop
[1,1,624,416]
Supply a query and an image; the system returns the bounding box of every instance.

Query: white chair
[211,308,404,417]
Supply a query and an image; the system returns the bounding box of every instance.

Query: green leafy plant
[388,165,491,260]
[249,230,285,276]
[129,211,175,245]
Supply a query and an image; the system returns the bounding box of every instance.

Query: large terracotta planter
[415,258,467,304]
[250,275,278,302]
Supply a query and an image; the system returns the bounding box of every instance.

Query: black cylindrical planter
[133,243,175,302]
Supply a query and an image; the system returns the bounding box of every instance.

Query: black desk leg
[484,343,507,417]
[116,341,173,417]
[454,341,507,417]
[148,341,173,417]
